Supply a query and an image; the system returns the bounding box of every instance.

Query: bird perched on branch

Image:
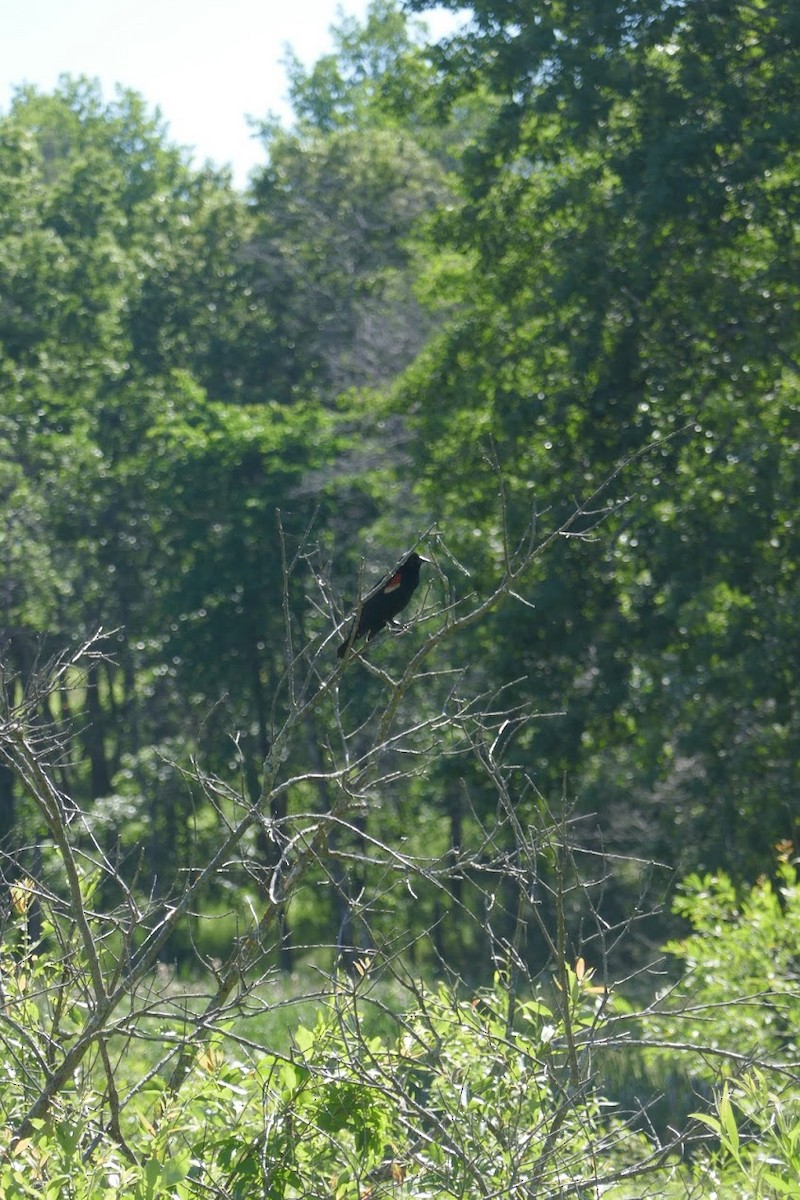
[337,551,429,658]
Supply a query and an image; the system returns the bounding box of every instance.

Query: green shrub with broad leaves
[2,853,800,1197]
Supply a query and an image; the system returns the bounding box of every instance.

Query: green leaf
[761,1171,798,1196]
[294,1024,315,1054]
[717,1085,741,1161]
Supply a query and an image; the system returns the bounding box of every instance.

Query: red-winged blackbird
[337,551,429,658]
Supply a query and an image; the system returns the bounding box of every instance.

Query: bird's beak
[418,553,431,562]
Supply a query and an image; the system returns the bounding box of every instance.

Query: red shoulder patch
[383,572,402,593]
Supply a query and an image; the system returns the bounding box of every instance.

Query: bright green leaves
[281,0,434,135]
[0,77,336,810]
[662,854,800,1062]
[398,0,800,880]
[250,122,448,397]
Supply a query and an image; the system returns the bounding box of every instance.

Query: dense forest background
[2,1,799,1193]
[1,0,797,972]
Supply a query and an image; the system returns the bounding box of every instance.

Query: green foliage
[1,0,799,1017]
[1,706,799,1197]
[8,899,796,1198]
[589,848,800,1194]
[659,848,800,1062]
[281,0,431,133]
[2,2,800,1191]
[400,0,800,885]
[0,893,675,1198]
[693,1071,800,1197]
[250,122,447,395]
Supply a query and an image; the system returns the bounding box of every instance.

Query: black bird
[337,551,429,658]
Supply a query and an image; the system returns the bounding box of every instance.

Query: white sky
[1,0,462,187]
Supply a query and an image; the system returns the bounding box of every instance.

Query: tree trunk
[84,662,111,798]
